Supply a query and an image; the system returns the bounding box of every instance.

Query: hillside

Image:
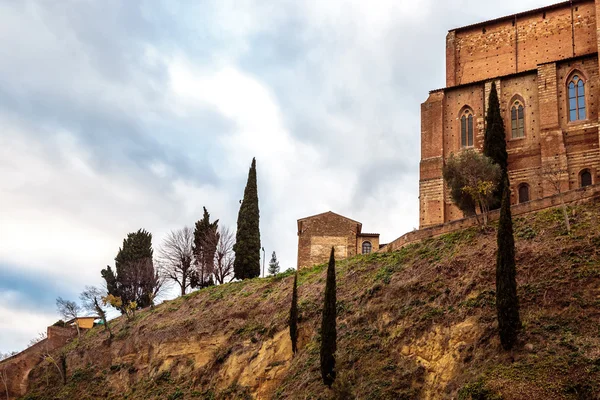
[18,200,600,400]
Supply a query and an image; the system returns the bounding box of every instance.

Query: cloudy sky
[0,0,552,353]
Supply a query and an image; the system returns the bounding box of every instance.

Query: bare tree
[158,227,196,296]
[213,227,235,285]
[40,353,64,385]
[537,158,571,233]
[56,297,81,338]
[80,286,112,340]
[121,258,165,309]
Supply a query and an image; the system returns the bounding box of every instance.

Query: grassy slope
[21,201,600,400]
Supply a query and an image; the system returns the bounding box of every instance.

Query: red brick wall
[420,91,446,227]
[388,183,600,252]
[448,0,597,86]
[47,326,77,349]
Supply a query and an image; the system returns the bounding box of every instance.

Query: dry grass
[21,200,600,399]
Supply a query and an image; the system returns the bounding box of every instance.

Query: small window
[518,183,530,203]
[580,169,592,187]
[511,101,525,138]
[460,109,474,148]
[362,241,372,255]
[568,74,586,121]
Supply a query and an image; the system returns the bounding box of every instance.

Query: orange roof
[65,316,99,325]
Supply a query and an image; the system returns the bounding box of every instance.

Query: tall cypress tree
[289,272,299,354]
[320,248,337,387]
[233,158,261,280]
[496,175,521,350]
[483,82,509,208]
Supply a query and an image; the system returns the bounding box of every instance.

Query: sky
[0,0,553,353]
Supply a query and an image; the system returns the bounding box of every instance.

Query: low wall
[382,184,600,252]
[0,326,76,400]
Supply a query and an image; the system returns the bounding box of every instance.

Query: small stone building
[297,211,380,269]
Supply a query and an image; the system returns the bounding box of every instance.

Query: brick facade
[420,0,600,228]
[297,212,379,269]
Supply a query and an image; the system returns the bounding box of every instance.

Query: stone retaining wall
[0,326,77,400]
[383,183,600,252]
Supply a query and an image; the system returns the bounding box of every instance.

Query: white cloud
[0,293,55,353]
[167,58,362,268]
[0,0,561,353]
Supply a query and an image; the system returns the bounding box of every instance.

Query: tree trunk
[105,321,113,340]
[560,193,571,233]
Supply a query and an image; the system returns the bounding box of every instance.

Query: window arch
[511,100,525,138]
[580,169,592,187]
[568,73,586,121]
[518,183,530,203]
[362,241,372,255]
[460,108,474,148]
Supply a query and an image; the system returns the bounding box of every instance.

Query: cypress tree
[289,272,299,354]
[101,229,158,311]
[268,251,280,276]
[483,82,509,209]
[496,176,521,350]
[320,247,337,387]
[233,158,261,280]
[193,207,219,288]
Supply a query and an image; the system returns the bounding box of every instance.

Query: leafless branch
[537,157,571,233]
[195,227,220,288]
[213,227,235,285]
[40,352,64,385]
[28,331,47,347]
[80,286,112,339]
[157,227,196,296]
[119,258,165,308]
[56,297,81,338]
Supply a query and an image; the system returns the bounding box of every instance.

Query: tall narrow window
[568,74,586,121]
[518,183,530,203]
[461,109,474,148]
[580,169,592,187]
[362,241,372,255]
[511,101,525,138]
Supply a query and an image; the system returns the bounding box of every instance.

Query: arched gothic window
[518,183,530,203]
[511,100,525,138]
[580,169,592,187]
[362,241,372,255]
[460,109,474,148]
[568,74,586,121]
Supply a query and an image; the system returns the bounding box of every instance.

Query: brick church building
[419,0,600,228]
[296,212,380,269]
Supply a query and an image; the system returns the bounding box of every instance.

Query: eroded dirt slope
[20,201,600,399]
